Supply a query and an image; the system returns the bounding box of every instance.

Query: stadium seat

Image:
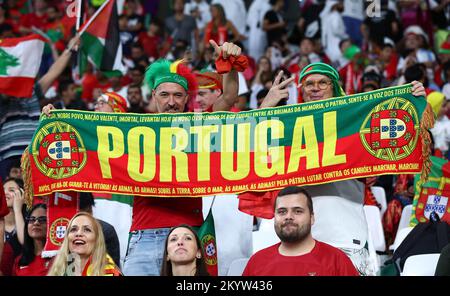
[227,258,250,276]
[397,205,413,231]
[389,226,414,251]
[311,195,368,250]
[252,218,279,254]
[371,186,387,217]
[401,253,441,276]
[364,205,386,252]
[366,229,381,274]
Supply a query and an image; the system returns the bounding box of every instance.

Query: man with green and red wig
[260,62,426,275]
[123,40,245,276]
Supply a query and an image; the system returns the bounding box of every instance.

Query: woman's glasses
[26,216,47,224]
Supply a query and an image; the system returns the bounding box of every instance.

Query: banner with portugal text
[26,84,433,198]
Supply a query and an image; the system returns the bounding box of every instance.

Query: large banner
[28,84,433,197]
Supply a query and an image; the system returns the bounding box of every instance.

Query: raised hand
[42,104,55,116]
[209,39,242,59]
[411,80,426,98]
[260,70,295,109]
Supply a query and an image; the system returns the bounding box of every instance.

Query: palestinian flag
[0,34,45,97]
[78,0,125,76]
[197,209,218,276]
[412,156,450,225]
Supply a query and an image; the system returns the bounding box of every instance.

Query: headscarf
[98,92,128,113]
[299,62,345,97]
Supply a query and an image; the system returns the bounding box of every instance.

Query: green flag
[197,209,218,276]
[412,156,450,225]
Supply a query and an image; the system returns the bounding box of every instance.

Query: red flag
[238,190,279,219]
[43,191,79,258]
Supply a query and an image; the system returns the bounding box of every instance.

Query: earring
[196,255,201,259]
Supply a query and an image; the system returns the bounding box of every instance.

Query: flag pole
[209,195,216,214]
[78,0,112,36]
[75,0,83,31]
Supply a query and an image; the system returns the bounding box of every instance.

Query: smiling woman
[47,212,122,276]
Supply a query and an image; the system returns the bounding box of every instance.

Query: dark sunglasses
[26,216,47,224]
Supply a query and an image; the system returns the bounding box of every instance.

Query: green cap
[343,45,361,60]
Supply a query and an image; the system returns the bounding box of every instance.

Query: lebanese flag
[78,0,125,76]
[0,34,45,97]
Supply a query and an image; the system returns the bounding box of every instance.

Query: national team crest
[201,234,217,265]
[424,195,448,219]
[49,217,70,246]
[32,122,87,179]
[415,187,450,223]
[360,98,419,161]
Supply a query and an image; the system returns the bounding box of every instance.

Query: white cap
[404,25,429,43]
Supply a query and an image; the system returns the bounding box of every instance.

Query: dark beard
[275,221,311,243]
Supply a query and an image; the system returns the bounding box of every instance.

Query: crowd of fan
[0,0,449,276]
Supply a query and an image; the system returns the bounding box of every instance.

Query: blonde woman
[48,212,121,276]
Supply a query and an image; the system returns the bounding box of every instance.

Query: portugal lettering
[97,111,347,183]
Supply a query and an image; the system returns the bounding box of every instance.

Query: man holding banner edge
[256,62,427,275]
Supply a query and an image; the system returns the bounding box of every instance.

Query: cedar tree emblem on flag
[0,34,45,97]
[0,48,20,75]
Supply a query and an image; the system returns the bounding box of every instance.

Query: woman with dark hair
[13,203,52,276]
[161,224,209,276]
[203,4,244,47]
[2,177,26,275]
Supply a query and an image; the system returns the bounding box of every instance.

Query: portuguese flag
[197,209,218,276]
[412,156,450,225]
[78,0,125,76]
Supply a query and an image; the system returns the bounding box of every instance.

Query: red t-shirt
[0,178,8,218]
[13,255,52,276]
[138,32,161,59]
[130,197,203,231]
[0,241,15,276]
[20,12,48,31]
[242,240,359,276]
